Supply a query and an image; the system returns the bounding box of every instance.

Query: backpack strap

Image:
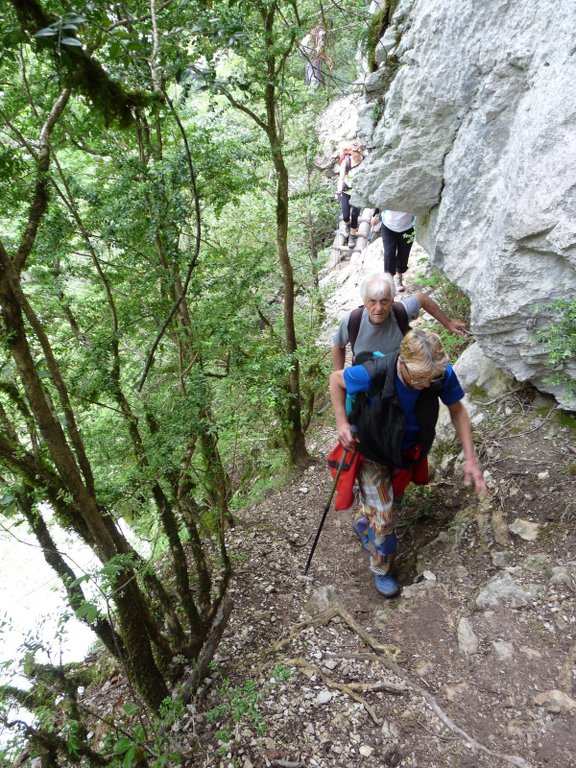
[362,351,399,397]
[392,302,410,334]
[347,306,364,357]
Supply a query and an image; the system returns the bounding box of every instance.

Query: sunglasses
[401,358,444,389]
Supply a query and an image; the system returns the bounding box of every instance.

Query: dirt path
[184,246,576,768]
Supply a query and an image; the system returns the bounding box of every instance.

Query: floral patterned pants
[356,459,397,575]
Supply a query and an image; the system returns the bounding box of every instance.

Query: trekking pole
[304,427,358,575]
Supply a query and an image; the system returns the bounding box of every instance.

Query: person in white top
[372,209,416,292]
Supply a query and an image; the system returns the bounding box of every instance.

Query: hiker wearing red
[329,329,486,598]
[332,272,467,370]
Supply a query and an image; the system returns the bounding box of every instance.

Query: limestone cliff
[353,0,576,405]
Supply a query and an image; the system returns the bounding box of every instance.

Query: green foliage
[534,300,576,401]
[105,696,186,767]
[206,677,266,755]
[202,664,295,759]
[74,600,101,625]
[61,718,83,757]
[413,262,472,360]
[372,98,385,125]
[34,11,88,49]
[0,0,367,760]
[271,663,293,682]
[401,484,437,518]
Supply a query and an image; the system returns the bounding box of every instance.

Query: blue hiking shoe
[352,517,370,552]
[374,572,400,598]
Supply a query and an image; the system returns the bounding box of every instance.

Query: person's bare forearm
[416,293,467,335]
[332,345,345,371]
[417,293,452,327]
[448,401,486,494]
[329,371,356,449]
[449,402,475,461]
[329,371,347,426]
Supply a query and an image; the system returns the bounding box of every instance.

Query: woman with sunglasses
[329,328,486,598]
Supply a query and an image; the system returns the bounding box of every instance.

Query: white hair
[360,272,396,302]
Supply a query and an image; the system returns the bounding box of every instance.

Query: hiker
[332,272,467,370]
[336,141,363,250]
[300,23,333,89]
[329,328,486,597]
[372,209,415,292]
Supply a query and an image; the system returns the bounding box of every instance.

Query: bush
[412,264,472,360]
[534,300,576,401]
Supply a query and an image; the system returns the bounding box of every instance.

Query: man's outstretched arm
[415,292,468,336]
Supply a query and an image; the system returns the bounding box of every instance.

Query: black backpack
[349,352,406,467]
[347,303,411,362]
[349,352,442,468]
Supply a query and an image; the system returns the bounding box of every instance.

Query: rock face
[354,0,576,404]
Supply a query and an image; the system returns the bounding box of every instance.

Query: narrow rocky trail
[183,241,576,768]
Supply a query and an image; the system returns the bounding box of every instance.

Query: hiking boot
[348,234,357,249]
[352,517,370,552]
[395,273,405,292]
[374,572,400,598]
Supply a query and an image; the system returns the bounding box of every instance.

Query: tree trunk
[21,496,123,659]
[0,268,170,711]
[262,5,310,468]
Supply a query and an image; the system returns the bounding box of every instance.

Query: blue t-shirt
[343,362,464,451]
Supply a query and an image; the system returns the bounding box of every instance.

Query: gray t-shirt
[332,296,420,357]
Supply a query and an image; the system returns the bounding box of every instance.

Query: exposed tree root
[285,657,405,725]
[277,599,534,768]
[298,603,401,657]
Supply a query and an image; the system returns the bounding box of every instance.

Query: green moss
[367,0,401,72]
[367,7,386,73]
[558,410,576,431]
[372,98,385,124]
[468,384,489,400]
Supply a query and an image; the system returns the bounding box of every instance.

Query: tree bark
[21,494,123,659]
[262,3,310,467]
[0,268,169,711]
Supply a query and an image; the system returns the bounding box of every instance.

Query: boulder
[354,0,576,406]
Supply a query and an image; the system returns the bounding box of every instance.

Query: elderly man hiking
[329,328,486,597]
[332,272,467,370]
